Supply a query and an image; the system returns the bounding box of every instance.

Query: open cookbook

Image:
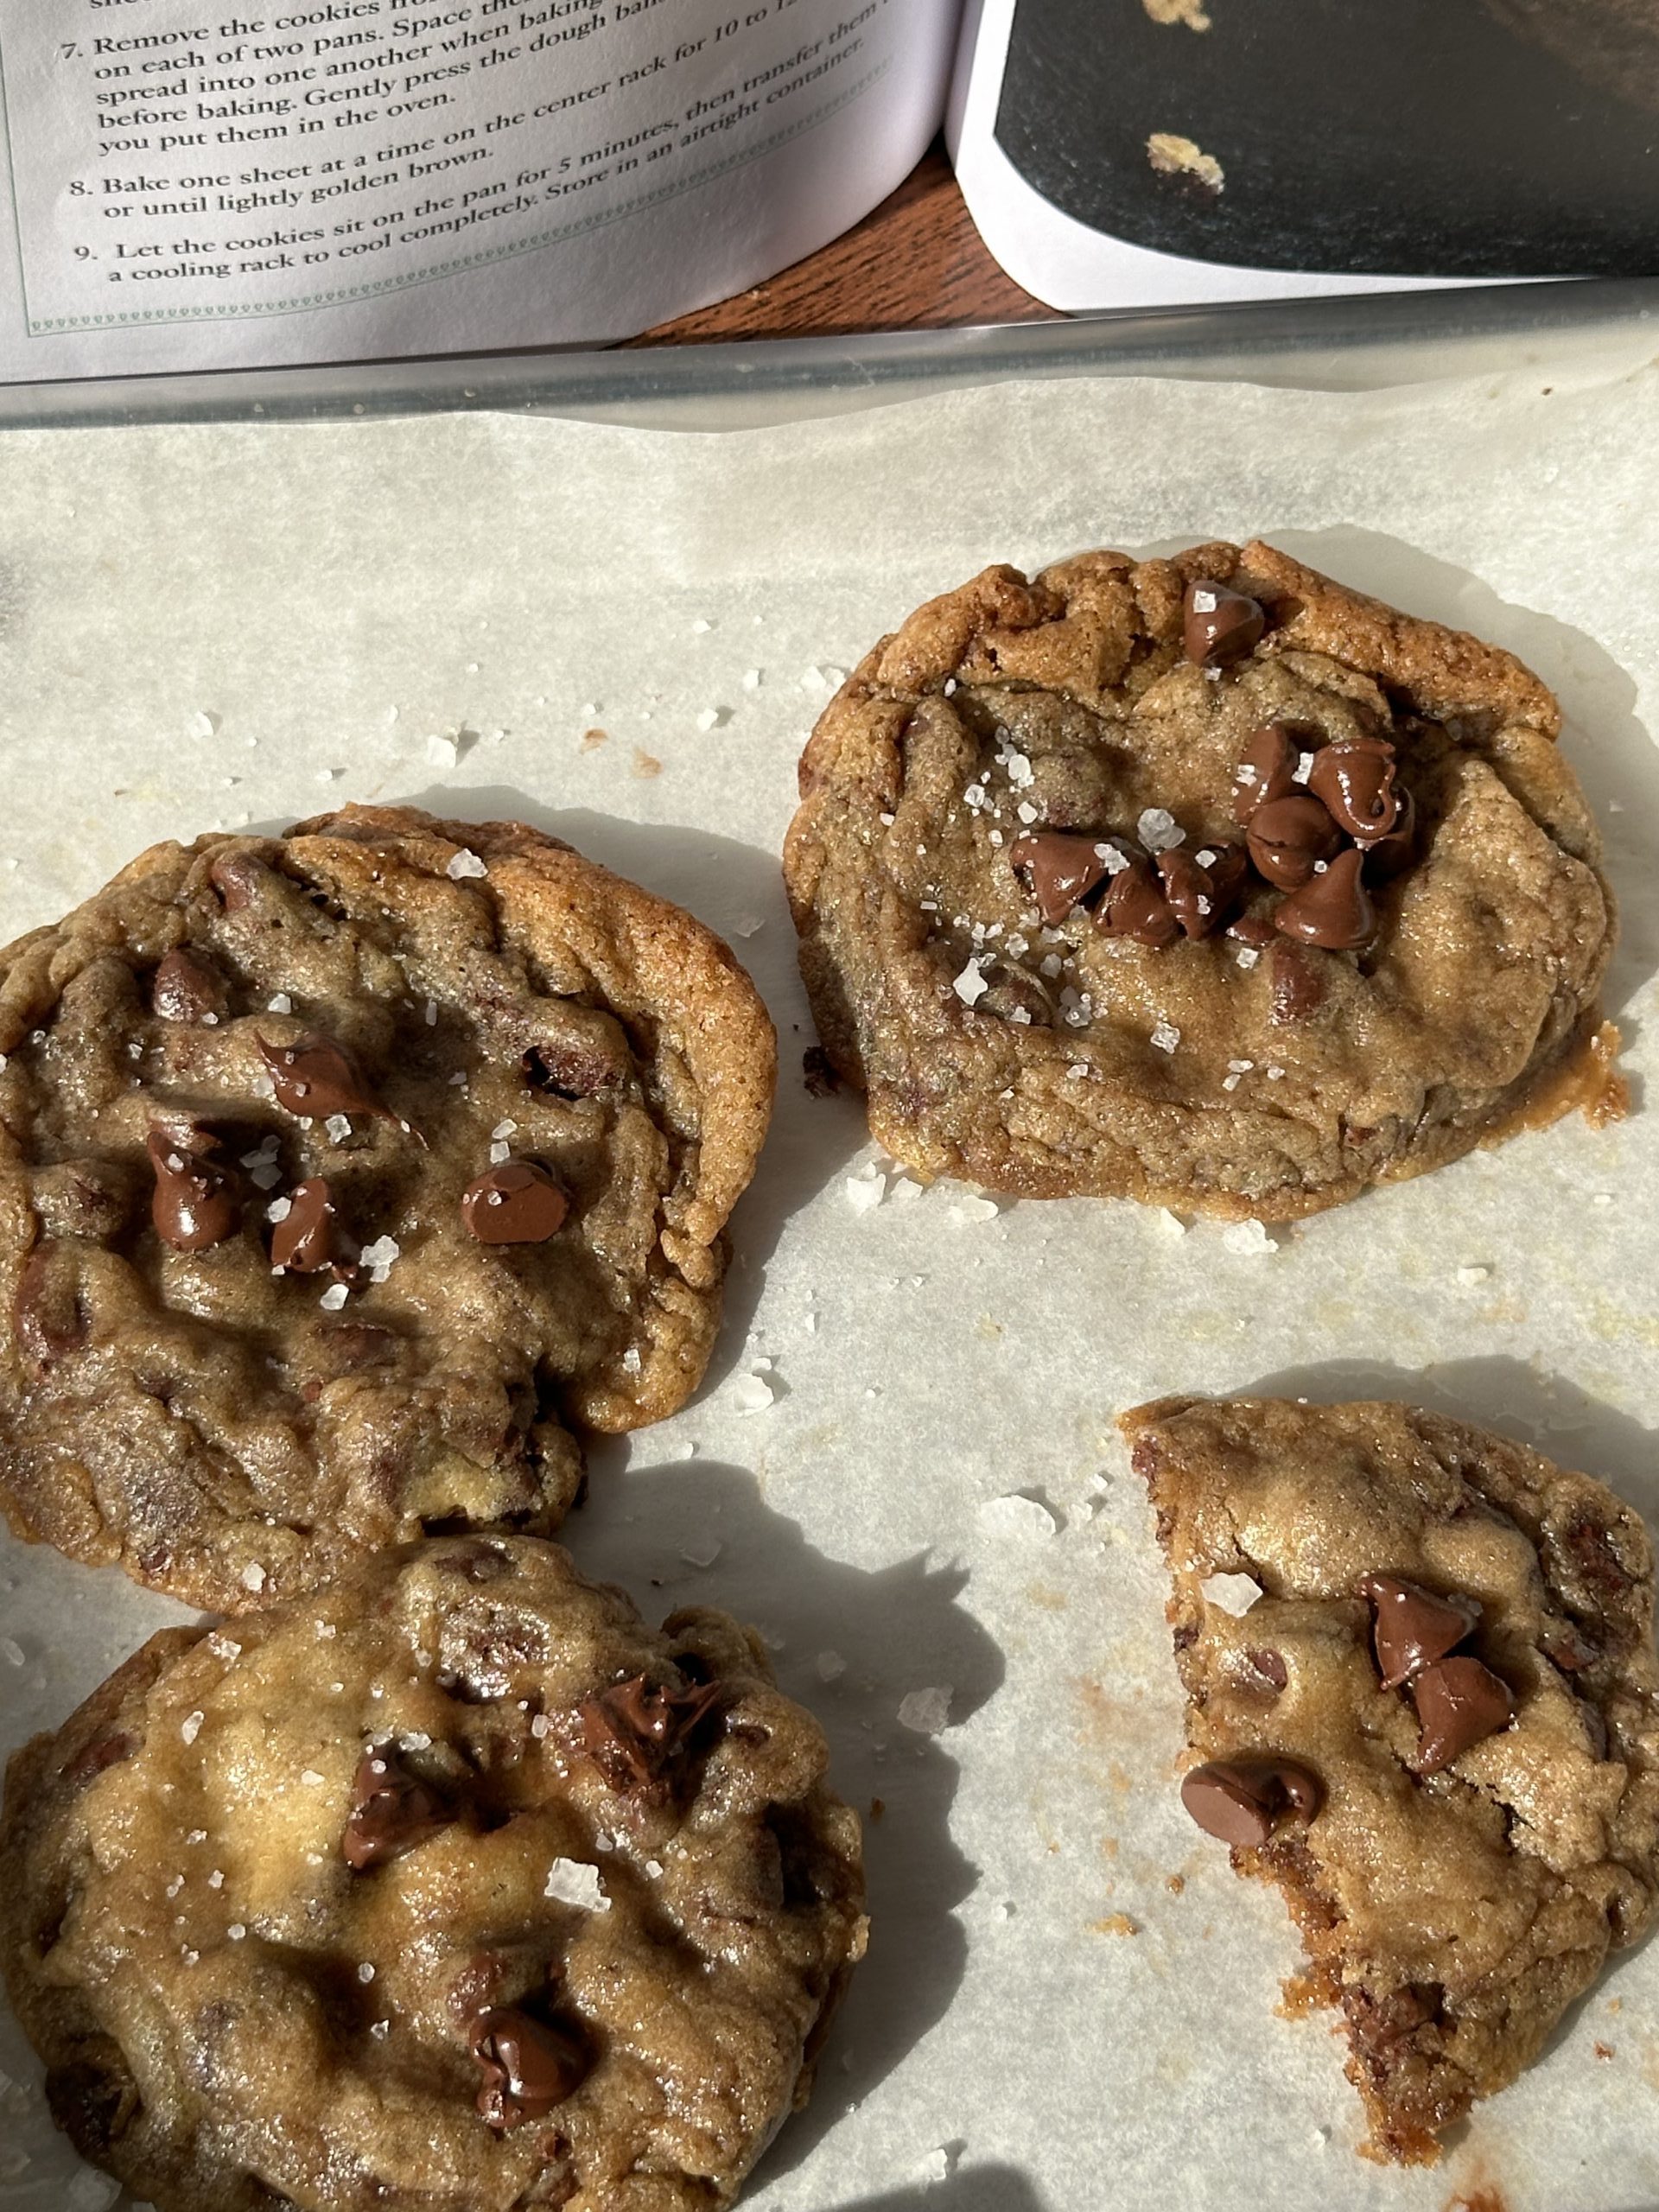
[4,0,1657,384]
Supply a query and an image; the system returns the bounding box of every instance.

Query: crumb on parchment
[1147,132,1225,191]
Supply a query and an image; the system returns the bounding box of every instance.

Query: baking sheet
[3,359,1659,2212]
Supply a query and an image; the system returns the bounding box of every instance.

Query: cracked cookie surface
[1125,1393,1659,2162]
[0,1535,865,2212]
[0,805,775,1611]
[783,540,1619,1218]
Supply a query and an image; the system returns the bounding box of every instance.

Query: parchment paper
[3,360,1659,2212]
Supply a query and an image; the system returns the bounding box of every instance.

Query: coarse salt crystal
[1005,751,1034,790]
[544,1858,611,1911]
[679,1536,721,1568]
[953,958,990,1007]
[691,617,712,633]
[954,1194,999,1222]
[425,1000,437,1026]
[845,1174,885,1214]
[324,1113,352,1142]
[742,668,761,690]
[1200,1571,1262,1616]
[695,708,721,734]
[731,1371,775,1414]
[240,1563,266,1592]
[1456,1264,1492,1287]
[300,1769,325,1786]
[0,1637,22,1666]
[446,849,487,880]
[1294,751,1315,785]
[1015,801,1039,824]
[897,1686,952,1735]
[65,2167,121,2212]
[1235,945,1261,969]
[266,993,293,1014]
[358,1961,376,1982]
[530,1713,555,1739]
[181,1711,204,1745]
[1137,808,1184,853]
[489,1140,511,1166]
[1150,1020,1180,1053]
[207,1868,225,1888]
[978,1492,1058,1540]
[371,2018,391,2039]
[320,1282,349,1311]
[359,1236,400,1283]
[491,1119,518,1141]
[1222,1219,1274,1256]
[227,1923,247,1942]
[166,1876,184,1897]
[816,1651,847,1681]
[427,734,458,769]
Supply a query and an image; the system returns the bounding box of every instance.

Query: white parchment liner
[2,364,1659,2212]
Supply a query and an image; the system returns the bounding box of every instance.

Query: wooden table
[632,141,1054,346]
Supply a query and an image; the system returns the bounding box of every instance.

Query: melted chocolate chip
[60,1730,137,1789]
[1245,1649,1289,1693]
[461,1161,569,1245]
[1009,830,1111,926]
[147,1128,238,1253]
[1360,1574,1481,1690]
[1245,795,1342,891]
[1227,912,1278,950]
[1231,723,1300,826]
[1179,1757,1322,1847]
[1273,848,1376,950]
[151,949,227,1025]
[1156,844,1249,940]
[1183,580,1265,667]
[1357,787,1417,878]
[341,1747,449,1871]
[471,2006,588,2130]
[257,1033,388,1122]
[1307,738,1401,840]
[1096,858,1179,948]
[1268,939,1327,1027]
[270,1178,351,1274]
[1411,1656,1515,1773]
[577,1673,724,1794]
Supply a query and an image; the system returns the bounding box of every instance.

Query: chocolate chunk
[1274,849,1376,950]
[1268,939,1327,1027]
[16,1242,87,1365]
[1227,912,1278,950]
[461,1161,569,1245]
[1360,1573,1481,1690]
[208,850,265,912]
[341,1747,449,1871]
[1231,723,1300,826]
[1183,580,1265,667]
[577,1673,724,1794]
[1009,830,1111,926]
[1411,1656,1515,1773]
[1245,1649,1289,1693]
[1541,1618,1600,1674]
[1357,787,1417,879]
[257,1033,388,1122]
[1245,796,1342,891]
[147,1128,238,1253]
[1156,843,1249,940]
[60,1730,137,1789]
[471,2005,588,2130]
[1307,738,1401,841]
[270,1178,351,1274]
[802,1046,842,1099]
[151,949,227,1026]
[521,1042,620,1101]
[1096,858,1179,948]
[1179,1757,1322,1846]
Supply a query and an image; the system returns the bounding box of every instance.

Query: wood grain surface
[630,141,1054,346]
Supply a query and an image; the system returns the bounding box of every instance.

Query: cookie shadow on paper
[563,1446,1006,2190]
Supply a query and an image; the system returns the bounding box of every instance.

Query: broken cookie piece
[0,804,775,1611]
[0,1537,866,2212]
[784,540,1621,1218]
[1123,1393,1659,2164]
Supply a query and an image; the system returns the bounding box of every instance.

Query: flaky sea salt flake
[978,1492,1058,1540]
[1222,1218,1274,1256]
[898,1686,952,1735]
[240,1562,267,1592]
[953,958,990,1007]
[545,1858,612,1911]
[320,1281,350,1311]
[1137,807,1184,853]
[446,849,487,880]
[1201,1571,1262,1616]
[731,1371,775,1414]
[1150,1020,1181,1053]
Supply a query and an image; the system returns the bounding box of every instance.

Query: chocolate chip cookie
[1124,1394,1659,2162]
[0,1536,866,2212]
[783,541,1621,1217]
[0,805,775,1611]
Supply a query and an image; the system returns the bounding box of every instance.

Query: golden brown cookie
[783,541,1621,1218]
[1124,1394,1659,2162]
[0,1536,866,2212]
[0,805,775,1611]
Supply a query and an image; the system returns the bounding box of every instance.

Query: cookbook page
[2,360,1658,2210]
[0,0,960,381]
